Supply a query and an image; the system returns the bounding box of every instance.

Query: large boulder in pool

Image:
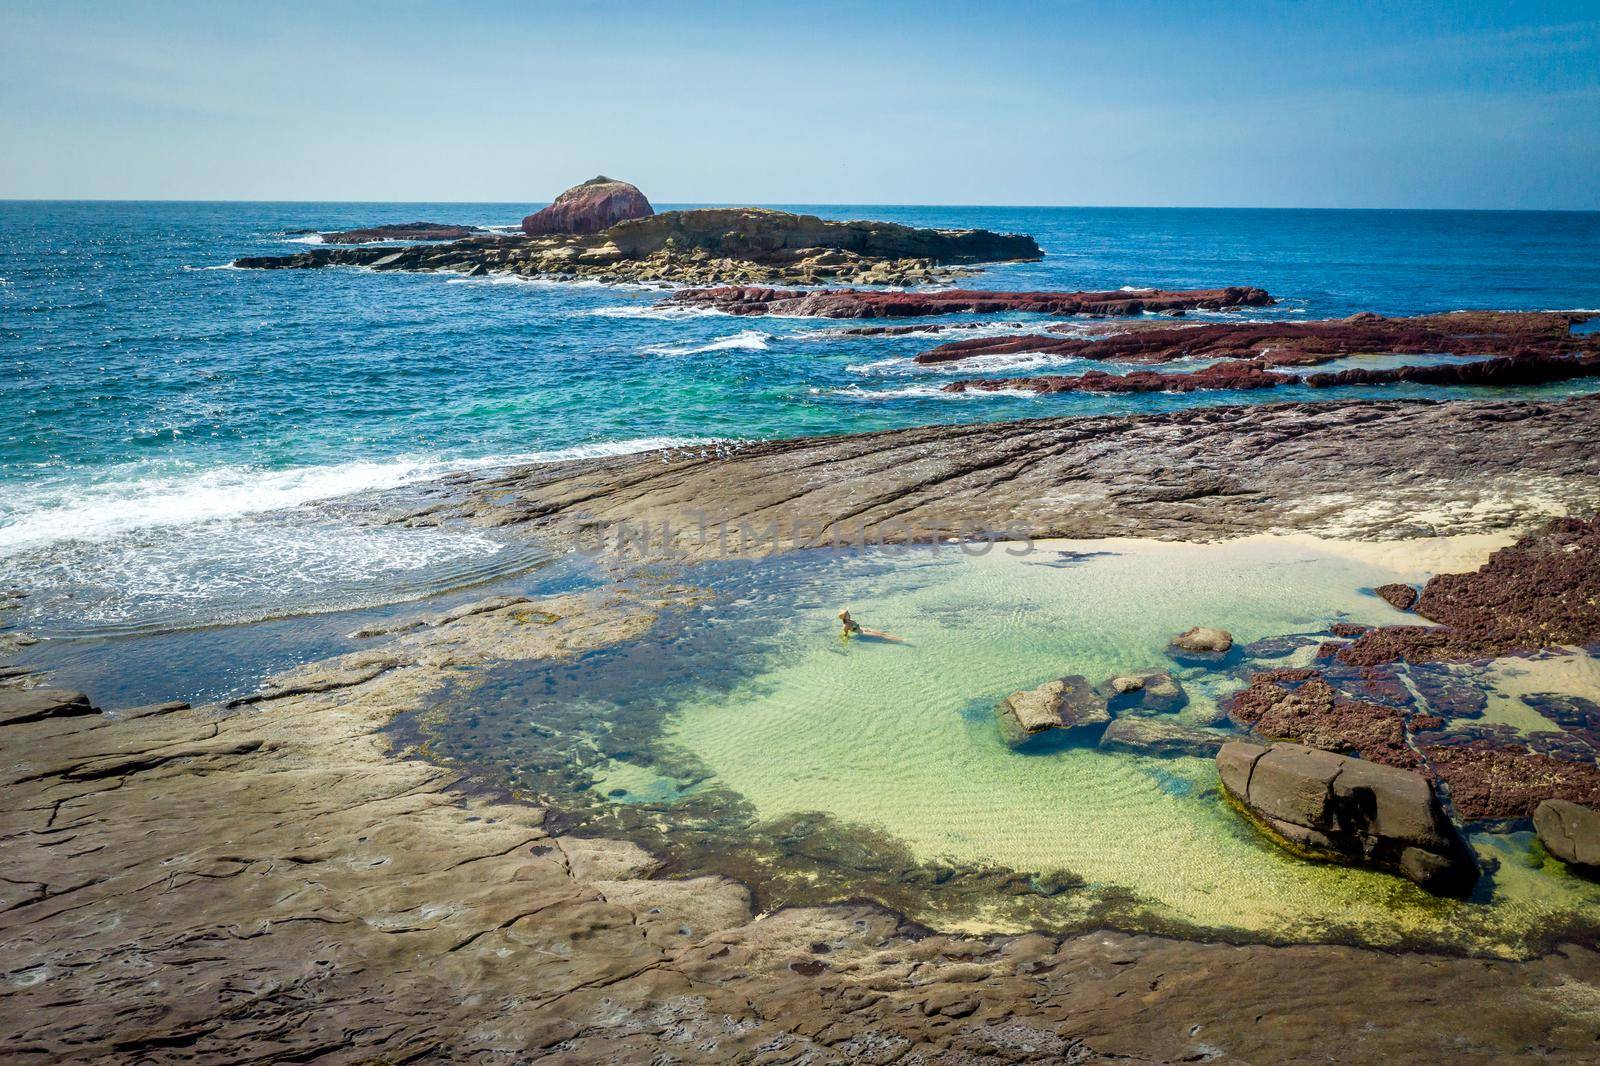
[996,675,1110,748]
[1535,799,1600,874]
[522,176,654,236]
[1217,741,1478,895]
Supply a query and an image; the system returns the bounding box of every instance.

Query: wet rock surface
[521,175,653,235]
[665,283,1269,318]
[236,208,1037,287]
[1218,741,1479,894]
[1226,674,1422,771]
[1102,669,1187,713]
[1375,582,1420,610]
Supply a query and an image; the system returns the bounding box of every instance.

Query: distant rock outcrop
[615,208,1040,266]
[318,222,483,245]
[521,176,654,236]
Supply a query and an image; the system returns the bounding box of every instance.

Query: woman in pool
[838,609,906,644]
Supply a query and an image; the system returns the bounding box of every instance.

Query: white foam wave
[816,384,1038,402]
[846,351,1100,377]
[281,233,326,245]
[444,274,669,293]
[643,330,773,357]
[0,437,723,556]
[589,304,734,320]
[3,517,516,634]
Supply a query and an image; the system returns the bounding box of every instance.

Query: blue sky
[2,1,1596,207]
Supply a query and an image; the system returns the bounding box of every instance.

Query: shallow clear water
[407,538,1600,957]
[4,201,1599,633]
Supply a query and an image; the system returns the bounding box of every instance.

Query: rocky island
[234,176,1042,286]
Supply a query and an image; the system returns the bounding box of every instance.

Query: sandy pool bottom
[654,534,1600,955]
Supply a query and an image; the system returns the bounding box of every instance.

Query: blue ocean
[4,201,1599,637]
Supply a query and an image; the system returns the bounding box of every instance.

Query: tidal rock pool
[403,535,1600,957]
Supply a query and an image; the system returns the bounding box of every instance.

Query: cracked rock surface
[397,396,1600,557]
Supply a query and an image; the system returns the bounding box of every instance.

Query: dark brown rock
[1375,583,1420,611]
[0,686,95,727]
[665,284,1270,319]
[521,175,654,236]
[1218,741,1477,894]
[317,222,482,244]
[400,397,1600,562]
[916,310,1593,366]
[941,352,1600,396]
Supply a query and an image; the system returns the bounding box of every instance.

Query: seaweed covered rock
[522,176,654,236]
[996,675,1110,748]
[1217,741,1478,895]
[1226,674,1419,770]
[1374,583,1420,611]
[1423,741,1600,820]
[1338,517,1600,666]
[1534,799,1600,873]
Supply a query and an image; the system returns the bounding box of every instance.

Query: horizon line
[2,197,1598,214]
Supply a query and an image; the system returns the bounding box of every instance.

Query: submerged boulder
[1171,627,1234,654]
[1217,741,1478,895]
[1099,717,1227,758]
[522,176,654,236]
[996,675,1110,748]
[1534,799,1600,874]
[1102,669,1187,714]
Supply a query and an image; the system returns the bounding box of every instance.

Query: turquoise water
[405,537,1600,956]
[4,201,1599,632]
